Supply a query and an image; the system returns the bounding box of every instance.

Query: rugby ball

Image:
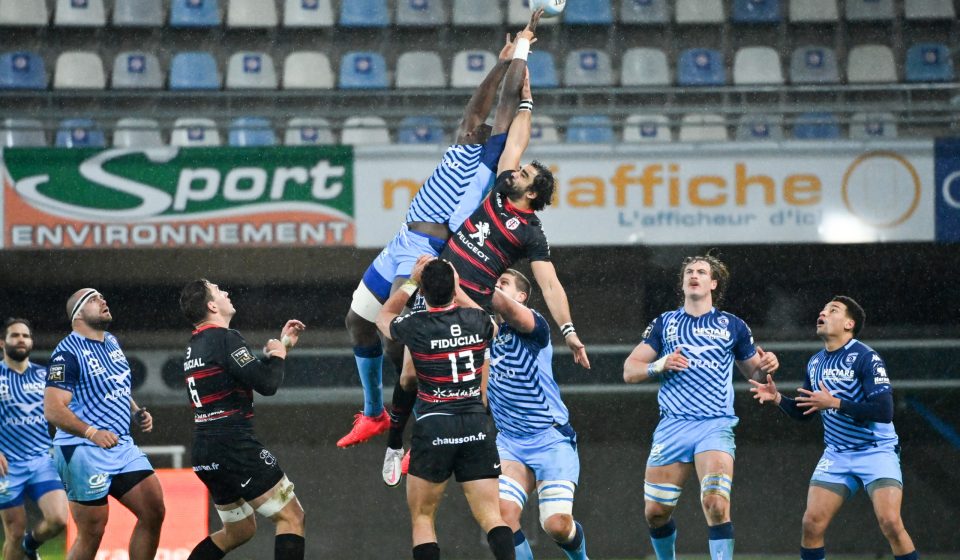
[529,0,566,18]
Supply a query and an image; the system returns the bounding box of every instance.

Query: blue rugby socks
[514,530,534,560]
[708,522,734,560]
[353,343,383,416]
[558,521,587,560]
[649,518,677,560]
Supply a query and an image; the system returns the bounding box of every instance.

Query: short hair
[180,279,213,325]
[503,269,533,303]
[527,161,556,212]
[3,318,31,338]
[678,253,730,307]
[420,260,455,308]
[832,295,865,336]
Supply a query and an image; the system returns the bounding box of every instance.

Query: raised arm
[491,9,541,136]
[497,70,532,175]
[492,287,537,333]
[456,34,516,143]
[377,255,432,340]
[530,260,590,368]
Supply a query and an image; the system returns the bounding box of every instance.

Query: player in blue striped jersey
[0,318,67,560]
[44,289,165,560]
[489,270,588,560]
[341,16,541,449]
[623,255,779,560]
[749,296,918,560]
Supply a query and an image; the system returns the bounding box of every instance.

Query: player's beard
[4,345,30,362]
[84,316,112,331]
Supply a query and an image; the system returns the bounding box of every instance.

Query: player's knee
[498,475,526,527]
[801,510,828,537]
[643,480,681,526]
[876,512,904,538]
[699,472,731,522]
[224,517,257,548]
[700,494,728,523]
[542,513,574,542]
[2,518,26,540]
[537,480,575,534]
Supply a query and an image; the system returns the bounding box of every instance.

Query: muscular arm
[376,286,414,342]
[623,342,660,384]
[492,287,537,333]
[231,357,285,397]
[497,105,531,175]
[530,260,571,326]
[456,60,510,142]
[43,387,92,438]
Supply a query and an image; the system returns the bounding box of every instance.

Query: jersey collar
[192,324,223,335]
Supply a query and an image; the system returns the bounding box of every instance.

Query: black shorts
[409,412,500,483]
[191,431,284,505]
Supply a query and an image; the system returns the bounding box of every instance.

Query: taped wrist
[647,355,668,377]
[518,99,533,113]
[560,322,576,338]
[514,38,530,61]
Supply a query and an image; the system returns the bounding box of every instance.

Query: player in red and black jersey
[377,258,515,560]
[179,279,306,560]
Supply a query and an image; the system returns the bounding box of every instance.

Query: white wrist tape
[647,355,668,376]
[514,38,530,61]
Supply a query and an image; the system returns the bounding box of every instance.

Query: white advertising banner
[354,142,935,247]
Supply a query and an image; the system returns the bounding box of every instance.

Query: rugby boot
[383,447,404,487]
[21,533,41,560]
[337,409,390,448]
[401,448,410,475]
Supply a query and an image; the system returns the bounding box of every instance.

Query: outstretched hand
[748,374,779,405]
[663,347,688,372]
[756,346,779,374]
[796,381,841,415]
[280,319,306,348]
[565,333,590,369]
[499,33,515,61]
[519,9,542,41]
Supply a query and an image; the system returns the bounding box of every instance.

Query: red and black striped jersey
[182,325,284,432]
[389,305,494,416]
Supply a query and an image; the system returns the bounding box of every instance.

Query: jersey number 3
[447,350,477,383]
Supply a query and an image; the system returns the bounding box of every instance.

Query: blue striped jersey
[488,310,569,438]
[0,362,50,462]
[804,339,898,452]
[642,307,756,420]
[46,332,133,446]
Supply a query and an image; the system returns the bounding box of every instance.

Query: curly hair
[526,161,556,212]
[677,253,730,308]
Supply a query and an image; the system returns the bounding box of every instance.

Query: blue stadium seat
[564,0,614,25]
[732,0,780,23]
[566,115,614,144]
[112,51,163,89]
[677,49,725,86]
[339,51,388,89]
[170,0,221,28]
[56,118,106,148]
[113,0,164,27]
[398,116,444,144]
[528,51,558,88]
[905,43,954,83]
[789,46,839,84]
[339,0,389,27]
[793,112,840,139]
[169,52,220,90]
[396,0,447,26]
[0,51,46,89]
[229,117,276,146]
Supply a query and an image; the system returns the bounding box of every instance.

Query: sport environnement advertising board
[934,138,960,243]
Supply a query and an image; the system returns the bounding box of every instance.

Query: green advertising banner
[1,146,354,249]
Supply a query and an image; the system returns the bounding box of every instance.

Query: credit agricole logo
[1,146,355,249]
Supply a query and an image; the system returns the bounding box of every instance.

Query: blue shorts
[810,444,903,497]
[497,425,580,484]
[53,438,153,502]
[647,416,739,467]
[362,224,446,300]
[0,454,63,509]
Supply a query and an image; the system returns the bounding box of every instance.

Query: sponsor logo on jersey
[21,381,45,393]
[259,449,276,466]
[505,217,520,230]
[649,443,665,462]
[88,473,109,490]
[48,364,65,382]
[641,321,654,340]
[86,357,107,376]
[717,315,729,327]
[11,401,43,414]
[822,367,855,381]
[469,221,491,246]
[4,415,46,426]
[844,353,859,367]
[455,230,492,263]
[693,327,731,340]
[104,386,131,402]
[231,347,256,368]
[108,348,127,364]
[432,431,487,446]
[873,365,890,385]
[192,462,220,472]
[432,386,481,400]
[184,357,206,370]
[0,481,9,495]
[430,333,483,350]
[0,383,8,400]
[814,458,833,473]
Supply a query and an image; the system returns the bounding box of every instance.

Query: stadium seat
[339,51,388,89]
[1,118,45,147]
[620,0,669,24]
[396,0,447,26]
[452,0,502,25]
[679,114,727,141]
[111,52,163,89]
[227,0,277,28]
[564,0,614,25]
[229,117,276,147]
[341,116,390,144]
[169,52,220,90]
[563,50,613,86]
[677,49,725,86]
[0,51,47,89]
[450,50,497,88]
[283,0,333,27]
[113,118,163,147]
[566,115,614,144]
[285,117,335,145]
[0,0,48,26]
[339,0,389,27]
[283,51,334,89]
[530,115,559,142]
[675,0,723,23]
[54,51,105,89]
[845,0,894,21]
[54,0,106,27]
[789,0,838,22]
[55,118,106,148]
[789,46,839,84]
[226,52,278,89]
[113,0,164,27]
[528,50,558,88]
[850,112,897,139]
[793,112,840,139]
[904,0,955,20]
[736,114,784,140]
[731,0,781,23]
[506,0,559,25]
[621,48,670,86]
[170,0,221,28]
[905,43,954,83]
[847,45,896,83]
[398,116,444,144]
[395,51,445,88]
[171,117,221,146]
[623,114,671,142]
[733,47,783,84]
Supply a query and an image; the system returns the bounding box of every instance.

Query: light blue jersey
[642,307,756,420]
[805,339,898,452]
[0,362,50,462]
[46,332,133,446]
